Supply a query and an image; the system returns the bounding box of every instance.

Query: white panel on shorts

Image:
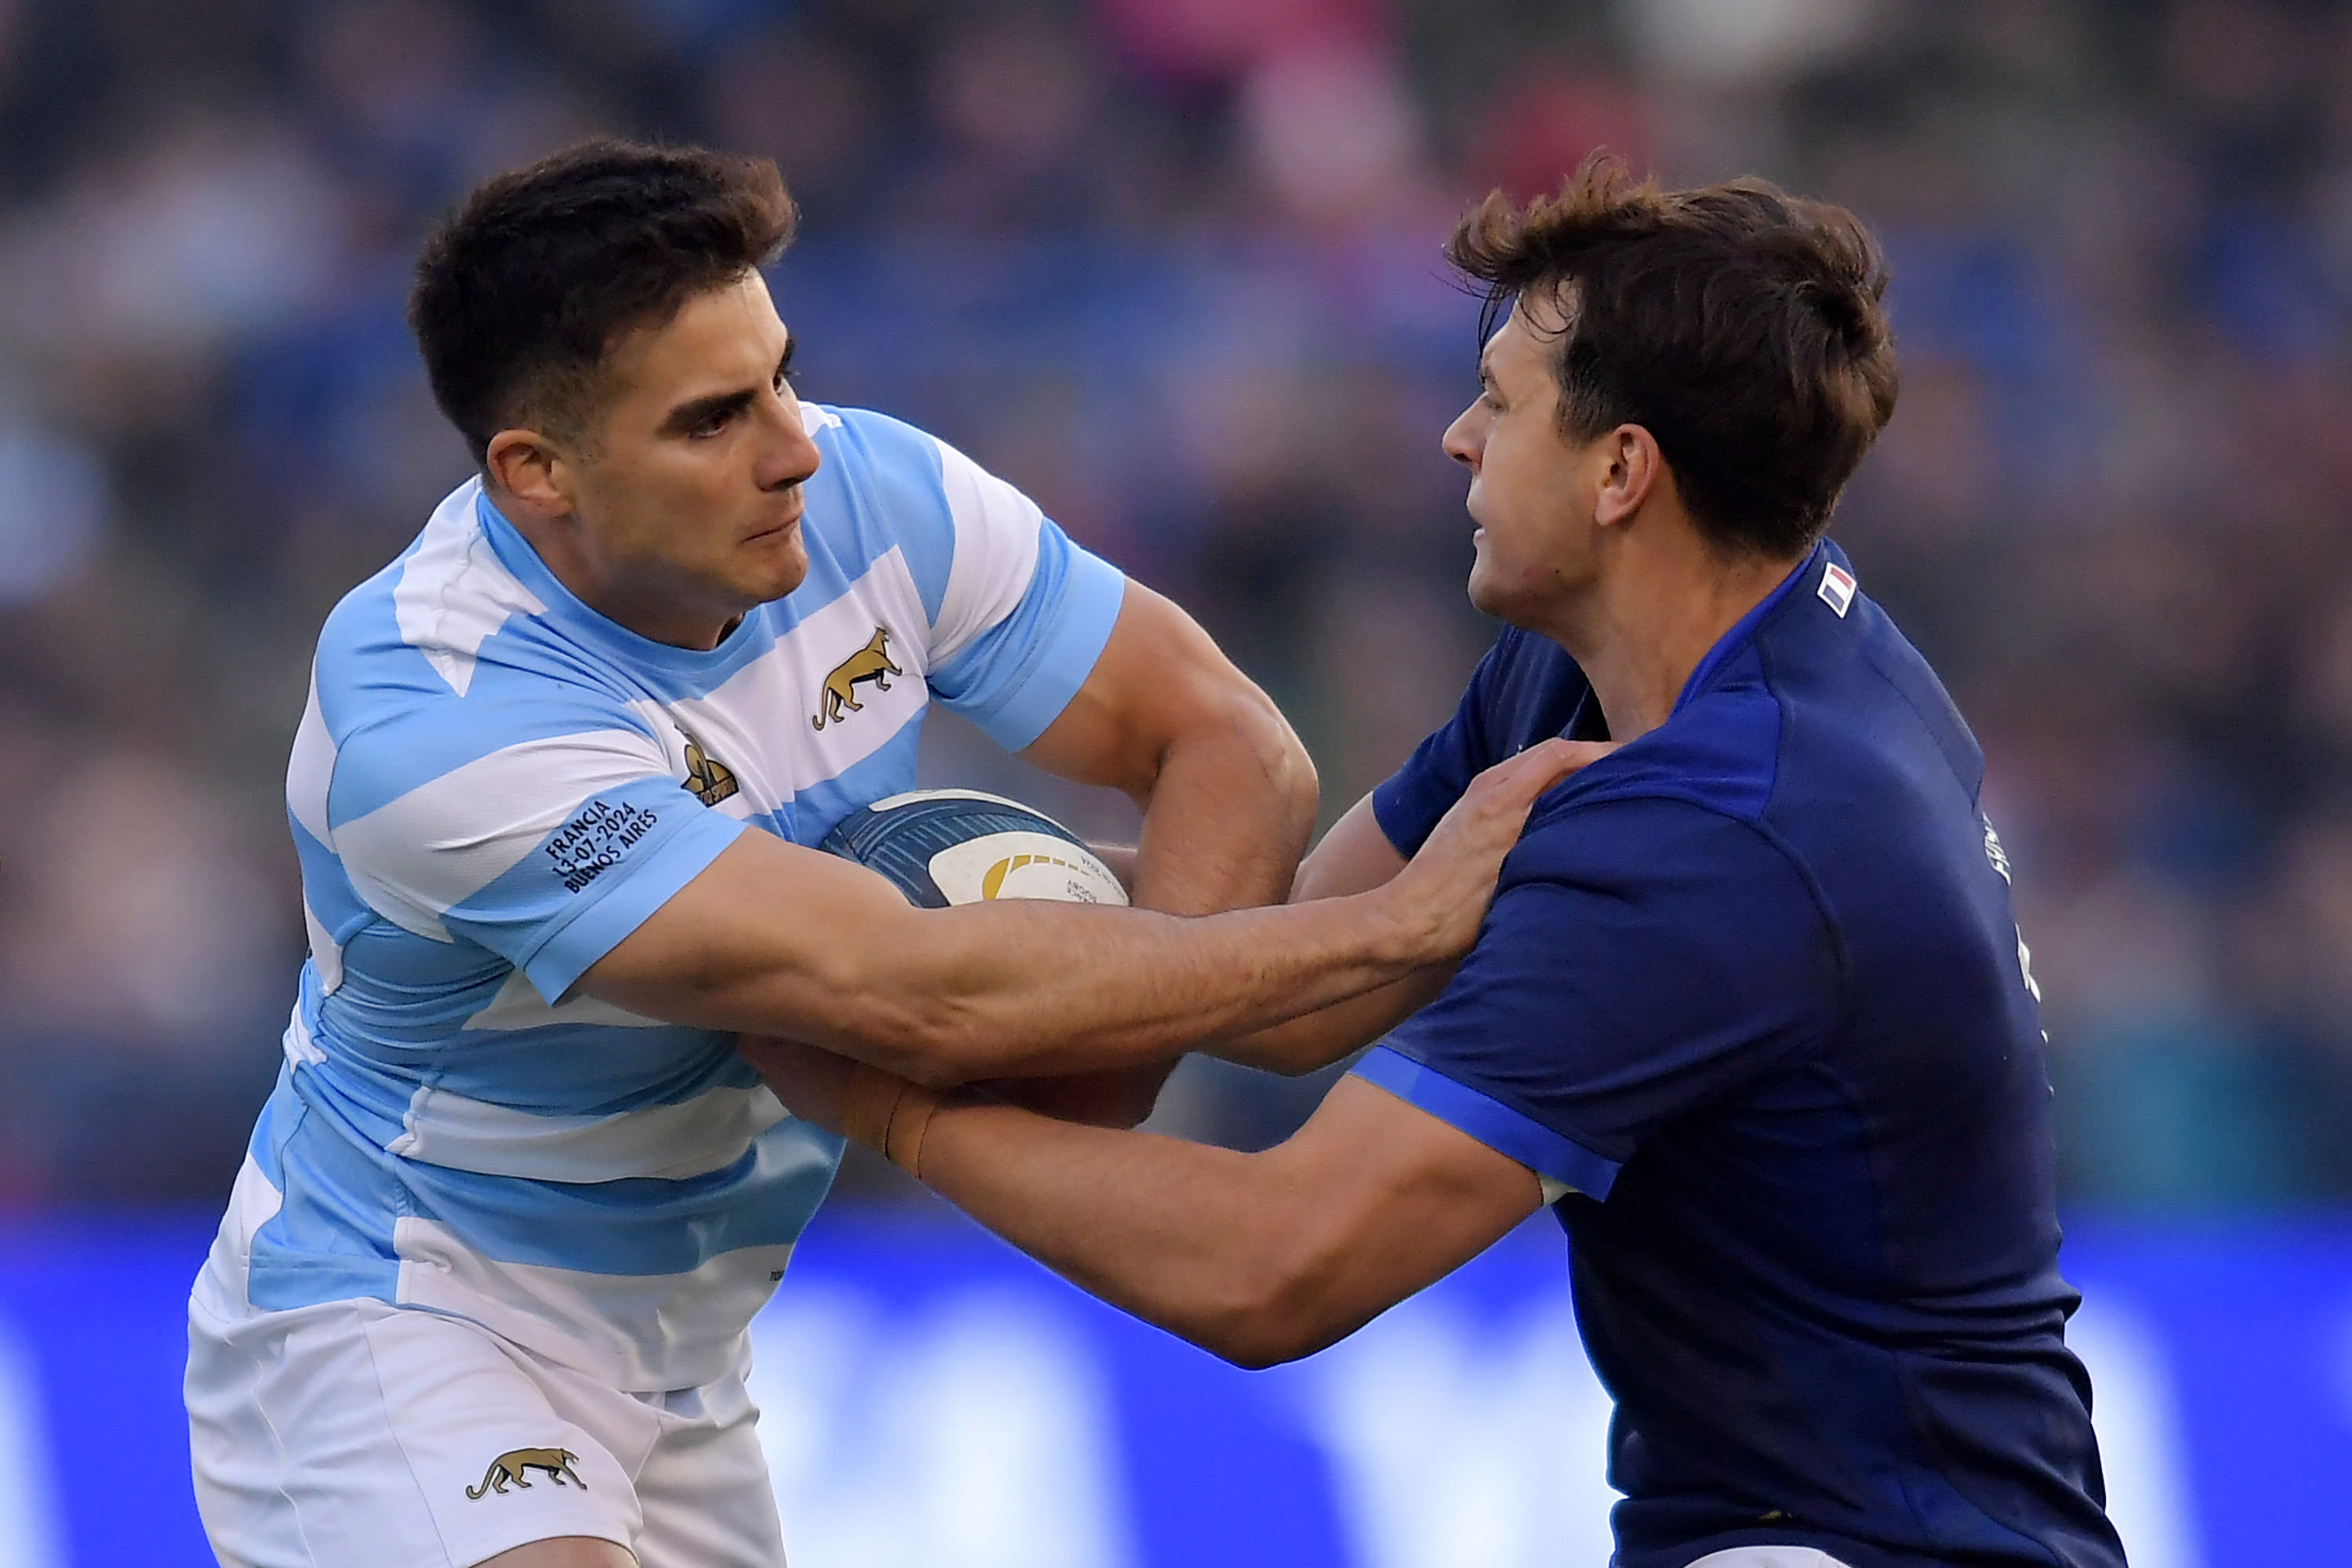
[930,437,1045,664]
[393,481,549,699]
[334,726,671,940]
[1682,1548,1855,1568]
[387,1082,791,1184]
[392,1217,795,1392]
[193,1155,285,1319]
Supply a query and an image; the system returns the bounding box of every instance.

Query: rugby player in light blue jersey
[185,139,1578,1568]
[757,164,2129,1568]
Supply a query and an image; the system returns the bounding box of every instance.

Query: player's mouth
[745,499,804,544]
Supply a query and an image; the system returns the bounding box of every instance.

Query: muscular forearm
[763,1068,1536,1369]
[608,869,1437,1086]
[605,737,1586,1083]
[818,892,1424,1083]
[1001,684,1316,1120]
[891,1098,1345,1366]
[1213,964,1454,1074]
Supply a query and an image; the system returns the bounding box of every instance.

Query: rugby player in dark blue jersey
[749,158,2127,1568]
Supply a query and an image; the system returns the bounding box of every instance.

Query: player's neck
[1548,531,1805,744]
[490,484,737,652]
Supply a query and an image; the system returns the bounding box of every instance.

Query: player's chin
[740,531,810,602]
[1465,554,1505,615]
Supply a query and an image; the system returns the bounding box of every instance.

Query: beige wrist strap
[836,1062,945,1181]
[838,1064,913,1155]
[881,1085,945,1180]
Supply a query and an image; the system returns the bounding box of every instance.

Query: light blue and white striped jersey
[214,402,1126,1391]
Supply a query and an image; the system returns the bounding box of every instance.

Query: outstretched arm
[742,1049,1543,1368]
[1210,792,1450,1076]
[581,739,1588,1085]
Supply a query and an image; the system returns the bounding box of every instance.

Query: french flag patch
[1817,561,1857,618]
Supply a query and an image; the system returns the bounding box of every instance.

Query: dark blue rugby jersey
[1359,542,2125,1568]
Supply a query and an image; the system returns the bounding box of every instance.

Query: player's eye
[775,341,798,391]
[689,408,735,439]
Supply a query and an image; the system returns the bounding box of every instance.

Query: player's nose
[756,399,822,492]
[1443,403,1483,469]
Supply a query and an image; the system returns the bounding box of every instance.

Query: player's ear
[484,427,575,520]
[1593,423,1664,531]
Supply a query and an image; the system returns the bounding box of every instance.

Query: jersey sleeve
[1371,638,1509,857]
[918,437,1127,750]
[818,407,1128,753]
[1352,796,1838,1199]
[327,705,746,1003]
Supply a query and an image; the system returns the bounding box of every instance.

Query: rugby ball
[820,789,1129,909]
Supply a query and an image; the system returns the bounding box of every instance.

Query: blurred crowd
[0,0,2348,1210]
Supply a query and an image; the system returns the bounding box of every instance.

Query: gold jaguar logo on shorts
[681,736,739,806]
[812,626,902,731]
[466,1446,586,1500]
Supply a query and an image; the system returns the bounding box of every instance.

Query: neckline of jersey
[1668,539,1832,717]
[470,486,771,677]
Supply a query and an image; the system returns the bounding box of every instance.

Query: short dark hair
[1446,156,1899,557]
[408,137,797,465]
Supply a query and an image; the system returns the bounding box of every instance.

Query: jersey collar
[1668,539,1835,716]
[472,485,769,678]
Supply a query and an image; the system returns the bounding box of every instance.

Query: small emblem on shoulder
[813,626,902,731]
[681,737,740,806]
[466,1446,586,1499]
[1817,561,1857,618]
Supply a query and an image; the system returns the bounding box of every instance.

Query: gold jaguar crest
[681,737,739,806]
[813,626,902,731]
[466,1446,586,1499]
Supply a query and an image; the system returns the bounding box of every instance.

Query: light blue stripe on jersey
[784,713,926,848]
[819,404,960,622]
[289,814,372,949]
[521,804,743,999]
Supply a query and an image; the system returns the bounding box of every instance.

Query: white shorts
[1686,1550,1854,1568]
[187,1289,786,1567]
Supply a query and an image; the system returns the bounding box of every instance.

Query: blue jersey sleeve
[1353,797,1838,1197]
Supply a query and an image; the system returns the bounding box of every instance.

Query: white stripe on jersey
[392,485,548,697]
[932,438,1047,664]
[335,726,671,942]
[386,1082,790,1183]
[638,546,932,802]
[289,675,335,846]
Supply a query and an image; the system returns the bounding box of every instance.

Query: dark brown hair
[1446,155,1898,557]
[408,137,798,465]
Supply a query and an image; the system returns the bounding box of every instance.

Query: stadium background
[0,0,2348,1562]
